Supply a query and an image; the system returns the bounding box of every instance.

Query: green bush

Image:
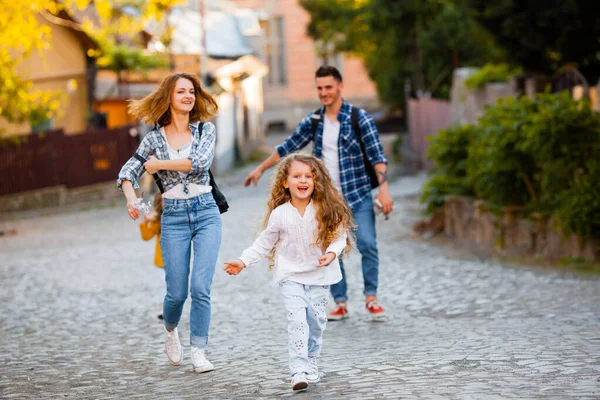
[519,92,600,214]
[466,95,538,207]
[464,63,523,89]
[420,124,475,214]
[554,159,600,239]
[422,91,600,239]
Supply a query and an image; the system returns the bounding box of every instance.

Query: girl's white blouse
[239,201,346,286]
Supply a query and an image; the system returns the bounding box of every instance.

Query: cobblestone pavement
[1,144,599,399]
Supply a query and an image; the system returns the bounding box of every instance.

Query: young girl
[224,153,354,391]
[139,192,165,319]
[118,72,221,373]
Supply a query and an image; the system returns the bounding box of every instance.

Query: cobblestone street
[1,154,599,399]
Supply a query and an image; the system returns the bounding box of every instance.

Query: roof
[148,7,254,59]
[40,9,99,51]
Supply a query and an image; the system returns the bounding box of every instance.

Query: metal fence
[0,124,139,196]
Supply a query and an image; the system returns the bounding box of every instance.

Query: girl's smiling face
[284,160,315,204]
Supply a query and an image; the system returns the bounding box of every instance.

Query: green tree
[300,0,502,106]
[468,0,600,82]
[0,0,180,135]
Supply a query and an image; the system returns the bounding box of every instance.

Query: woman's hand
[318,252,336,267]
[144,156,162,174]
[224,260,246,275]
[126,202,140,220]
[121,180,140,220]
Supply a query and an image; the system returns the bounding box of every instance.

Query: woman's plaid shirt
[276,101,387,210]
[117,121,215,193]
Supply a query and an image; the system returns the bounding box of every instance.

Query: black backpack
[310,106,379,189]
[134,122,229,214]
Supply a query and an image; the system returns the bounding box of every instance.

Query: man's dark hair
[315,65,343,82]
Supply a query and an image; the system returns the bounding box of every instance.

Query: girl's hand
[126,202,140,220]
[224,260,246,275]
[318,252,336,267]
[144,156,162,174]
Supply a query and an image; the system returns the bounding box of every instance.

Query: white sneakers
[165,328,183,366]
[165,328,214,372]
[291,373,309,391]
[307,357,320,383]
[191,346,214,373]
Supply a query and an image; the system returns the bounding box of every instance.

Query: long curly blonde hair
[127,72,218,126]
[265,153,354,264]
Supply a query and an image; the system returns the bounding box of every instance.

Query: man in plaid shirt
[244,66,393,320]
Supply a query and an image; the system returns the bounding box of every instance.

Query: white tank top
[160,129,212,199]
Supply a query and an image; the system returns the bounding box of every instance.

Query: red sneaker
[366,300,385,319]
[327,303,349,320]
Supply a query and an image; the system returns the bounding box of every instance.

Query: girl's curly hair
[264,153,354,267]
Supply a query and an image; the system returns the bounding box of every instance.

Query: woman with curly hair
[224,153,354,391]
[117,72,220,373]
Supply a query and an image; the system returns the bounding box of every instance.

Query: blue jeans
[330,194,379,303]
[161,193,222,348]
[280,281,329,376]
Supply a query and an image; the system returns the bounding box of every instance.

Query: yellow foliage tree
[0,1,64,134]
[0,0,183,135]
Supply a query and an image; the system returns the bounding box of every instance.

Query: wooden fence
[0,124,139,196]
[407,97,452,169]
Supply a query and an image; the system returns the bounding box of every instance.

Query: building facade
[229,0,379,131]
[1,12,97,136]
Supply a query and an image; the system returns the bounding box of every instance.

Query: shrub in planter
[519,92,600,215]
[421,124,476,214]
[464,63,523,90]
[466,95,538,208]
[554,159,600,240]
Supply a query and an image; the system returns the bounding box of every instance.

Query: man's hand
[377,190,394,215]
[144,156,162,174]
[224,259,246,275]
[244,167,263,187]
[317,252,336,267]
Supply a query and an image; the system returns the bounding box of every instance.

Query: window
[261,16,287,86]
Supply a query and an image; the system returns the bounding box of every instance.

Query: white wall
[214,92,237,174]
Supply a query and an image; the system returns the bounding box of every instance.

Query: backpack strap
[310,109,321,136]
[351,107,360,140]
[351,106,380,189]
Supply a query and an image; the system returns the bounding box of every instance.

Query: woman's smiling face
[171,77,195,113]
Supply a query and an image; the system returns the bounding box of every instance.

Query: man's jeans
[330,194,379,303]
[161,193,222,348]
[280,281,329,376]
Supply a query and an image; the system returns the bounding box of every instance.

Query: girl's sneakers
[291,373,309,391]
[307,357,320,383]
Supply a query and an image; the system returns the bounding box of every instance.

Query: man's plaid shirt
[276,100,387,210]
[117,121,215,193]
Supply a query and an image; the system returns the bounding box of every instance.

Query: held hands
[224,259,246,275]
[318,252,336,268]
[243,167,263,187]
[144,156,162,174]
